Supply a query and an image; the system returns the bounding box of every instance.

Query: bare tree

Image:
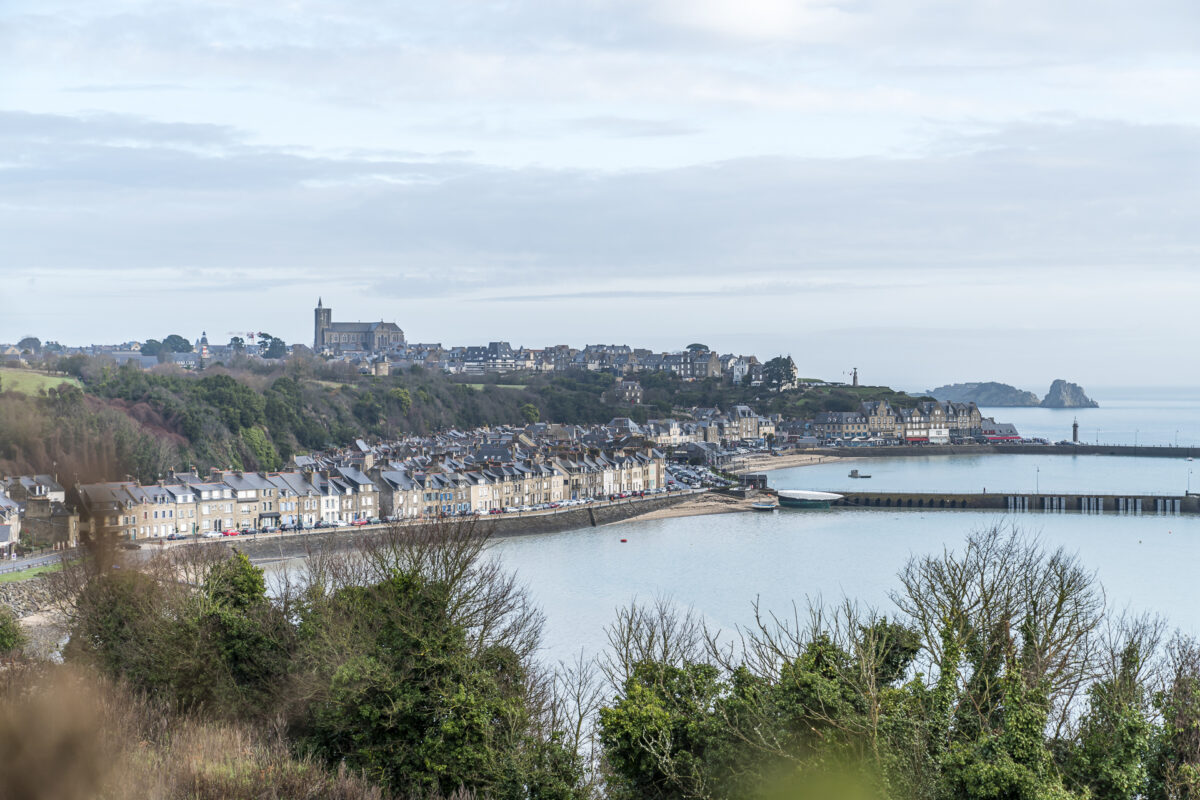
[892,524,1107,734]
[599,594,707,693]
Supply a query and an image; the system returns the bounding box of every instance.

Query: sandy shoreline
[620,491,757,521]
[725,451,844,474]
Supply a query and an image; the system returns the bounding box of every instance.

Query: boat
[750,501,778,511]
[848,469,872,479]
[777,490,844,509]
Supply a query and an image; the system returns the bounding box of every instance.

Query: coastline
[623,492,756,521]
[725,451,844,475]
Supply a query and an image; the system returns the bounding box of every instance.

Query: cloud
[1,110,1196,294]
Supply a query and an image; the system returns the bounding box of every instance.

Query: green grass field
[0,368,82,395]
[0,562,63,583]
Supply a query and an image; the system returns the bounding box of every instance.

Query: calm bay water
[491,508,1199,665]
[275,390,1200,666]
[980,386,1200,447]
[771,453,1198,496]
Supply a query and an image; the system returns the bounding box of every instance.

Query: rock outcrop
[928,382,1041,407]
[0,576,56,619]
[1040,380,1099,408]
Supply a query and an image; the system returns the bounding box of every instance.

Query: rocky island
[929,379,1099,408]
[928,381,1041,406]
[1040,379,1099,408]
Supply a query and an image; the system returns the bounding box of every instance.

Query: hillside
[0,367,81,396]
[0,356,927,482]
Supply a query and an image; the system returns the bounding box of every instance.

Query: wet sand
[725,452,844,474]
[624,492,757,521]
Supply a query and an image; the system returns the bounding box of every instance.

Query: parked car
[221,529,239,536]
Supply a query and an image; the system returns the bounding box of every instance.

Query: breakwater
[829,490,1200,515]
[806,444,1200,459]
[174,492,698,563]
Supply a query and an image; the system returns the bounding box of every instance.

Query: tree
[599,661,727,800]
[685,343,709,352]
[763,355,798,392]
[387,387,412,415]
[1148,637,1200,799]
[230,336,245,353]
[521,403,541,424]
[161,334,193,353]
[295,523,584,797]
[259,333,286,359]
[139,339,163,356]
[0,607,25,656]
[1065,641,1152,800]
[17,336,40,355]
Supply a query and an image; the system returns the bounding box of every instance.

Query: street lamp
[1036,465,1040,495]
[1189,469,1193,495]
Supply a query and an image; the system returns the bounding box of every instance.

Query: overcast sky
[2,0,1198,391]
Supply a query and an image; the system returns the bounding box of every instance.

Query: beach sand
[725,452,843,474]
[624,492,757,521]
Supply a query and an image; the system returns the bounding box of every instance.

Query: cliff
[1040,380,1099,408]
[928,382,1041,407]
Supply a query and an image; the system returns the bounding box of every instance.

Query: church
[313,299,405,354]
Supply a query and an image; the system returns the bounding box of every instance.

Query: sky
[1,0,1198,391]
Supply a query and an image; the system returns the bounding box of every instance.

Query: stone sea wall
[0,577,55,619]
[214,492,697,562]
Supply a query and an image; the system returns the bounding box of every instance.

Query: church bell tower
[314,298,332,350]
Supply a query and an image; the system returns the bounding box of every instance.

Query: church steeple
[317,297,323,308]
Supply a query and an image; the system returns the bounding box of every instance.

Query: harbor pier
[829,491,1200,515]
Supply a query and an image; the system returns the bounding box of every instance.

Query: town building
[313,298,405,355]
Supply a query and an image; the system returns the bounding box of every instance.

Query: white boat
[777,490,844,509]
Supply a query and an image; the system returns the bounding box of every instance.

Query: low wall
[183,492,699,562]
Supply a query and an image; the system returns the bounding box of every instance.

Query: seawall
[176,492,699,563]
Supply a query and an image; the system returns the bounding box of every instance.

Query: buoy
[620,538,627,543]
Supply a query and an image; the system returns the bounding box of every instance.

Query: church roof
[326,321,403,334]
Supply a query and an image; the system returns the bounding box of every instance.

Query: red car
[221,530,239,536]
[351,519,369,526]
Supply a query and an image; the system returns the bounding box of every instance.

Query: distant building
[615,380,644,405]
[314,298,405,354]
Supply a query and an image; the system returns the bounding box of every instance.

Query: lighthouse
[1072,417,1079,443]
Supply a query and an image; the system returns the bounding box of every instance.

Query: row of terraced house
[813,400,987,444]
[73,448,666,541]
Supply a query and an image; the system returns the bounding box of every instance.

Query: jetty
[826,490,1200,515]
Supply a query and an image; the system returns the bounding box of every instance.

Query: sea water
[491,507,1196,665]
